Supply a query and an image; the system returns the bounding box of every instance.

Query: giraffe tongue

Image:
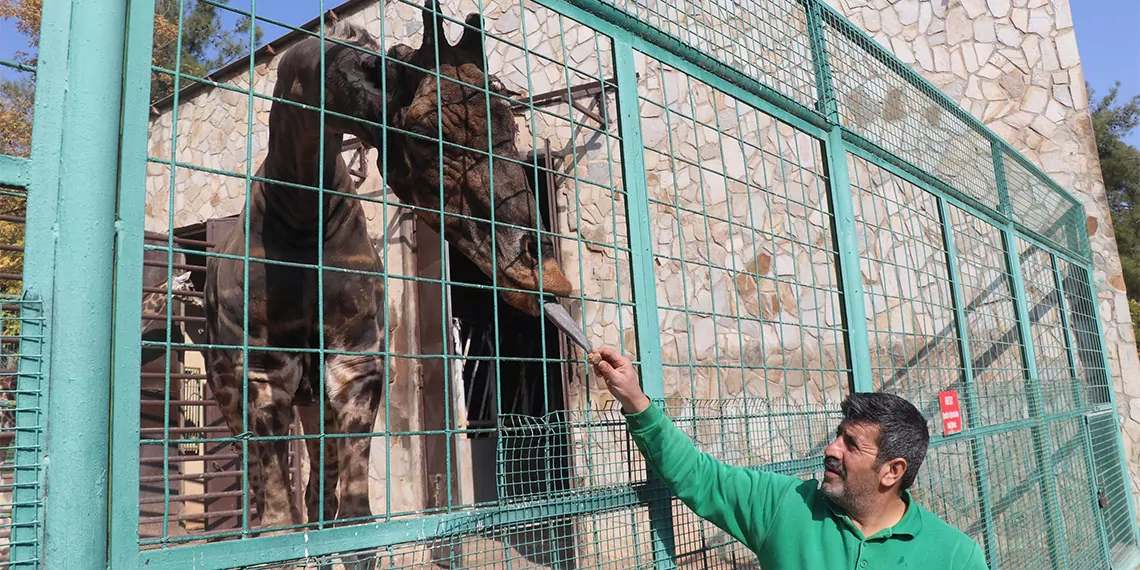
[543,302,593,353]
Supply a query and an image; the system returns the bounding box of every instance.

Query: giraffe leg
[297,402,338,525]
[248,379,303,531]
[325,353,384,569]
[207,350,304,532]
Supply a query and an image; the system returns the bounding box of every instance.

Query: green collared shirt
[626,403,989,569]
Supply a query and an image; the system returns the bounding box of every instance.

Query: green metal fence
[3,0,1140,567]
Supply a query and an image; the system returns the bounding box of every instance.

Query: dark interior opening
[445,150,577,568]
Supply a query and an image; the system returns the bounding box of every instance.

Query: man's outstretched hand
[589,347,650,414]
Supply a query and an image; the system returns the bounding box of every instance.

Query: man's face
[821,420,885,512]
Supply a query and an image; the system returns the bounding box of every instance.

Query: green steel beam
[807,0,873,394]
[0,155,30,188]
[804,0,838,122]
[992,142,1013,218]
[822,127,872,393]
[136,449,823,568]
[937,196,997,569]
[21,0,129,567]
[613,38,677,570]
[140,485,645,568]
[107,0,157,565]
[1001,226,1068,570]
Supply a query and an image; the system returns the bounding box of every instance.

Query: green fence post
[18,0,129,567]
[107,0,158,565]
[996,148,1068,569]
[804,0,873,394]
[613,39,677,570]
[937,197,997,569]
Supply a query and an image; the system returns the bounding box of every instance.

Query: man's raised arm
[589,348,800,552]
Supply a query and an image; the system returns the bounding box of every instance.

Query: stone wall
[822,0,1140,527]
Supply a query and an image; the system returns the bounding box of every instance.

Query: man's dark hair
[840,392,930,491]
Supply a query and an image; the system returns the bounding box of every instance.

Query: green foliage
[1090,81,1140,339]
[1132,299,1140,343]
[152,0,264,102]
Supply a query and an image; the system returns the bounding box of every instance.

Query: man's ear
[878,457,908,489]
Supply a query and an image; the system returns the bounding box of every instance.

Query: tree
[1090,81,1140,336]
[0,0,261,330]
[1,0,262,129]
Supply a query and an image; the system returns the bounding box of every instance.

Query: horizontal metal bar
[0,156,30,189]
[143,230,214,249]
[140,509,246,525]
[142,286,204,299]
[141,312,205,324]
[138,490,245,506]
[139,470,244,484]
[139,453,241,465]
[0,59,34,74]
[139,399,218,407]
[142,259,205,273]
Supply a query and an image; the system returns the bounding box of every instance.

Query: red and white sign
[939,390,963,435]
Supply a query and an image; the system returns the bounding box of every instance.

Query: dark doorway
[445,150,578,568]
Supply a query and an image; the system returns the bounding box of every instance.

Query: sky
[0,0,1137,147]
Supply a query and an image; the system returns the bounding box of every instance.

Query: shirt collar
[823,488,925,540]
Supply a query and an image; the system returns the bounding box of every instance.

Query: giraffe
[141,270,202,367]
[202,0,583,548]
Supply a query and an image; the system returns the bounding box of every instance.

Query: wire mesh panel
[1087,410,1137,566]
[847,154,961,423]
[981,427,1054,569]
[0,175,42,570]
[599,0,818,111]
[1003,151,1084,259]
[821,13,999,215]
[1016,240,1081,416]
[637,55,847,408]
[666,401,842,568]
[634,50,849,567]
[1056,259,1112,406]
[133,0,648,562]
[945,205,1030,428]
[910,439,987,552]
[1047,416,1105,570]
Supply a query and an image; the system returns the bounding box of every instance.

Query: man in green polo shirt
[588,347,988,569]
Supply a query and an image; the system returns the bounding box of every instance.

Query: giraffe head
[380,0,575,317]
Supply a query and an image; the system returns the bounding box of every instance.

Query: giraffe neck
[261,115,352,235]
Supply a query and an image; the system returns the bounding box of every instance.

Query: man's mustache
[823,456,845,477]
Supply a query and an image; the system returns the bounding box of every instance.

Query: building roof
[150,0,369,113]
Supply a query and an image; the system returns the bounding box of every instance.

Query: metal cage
[0,0,1138,568]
